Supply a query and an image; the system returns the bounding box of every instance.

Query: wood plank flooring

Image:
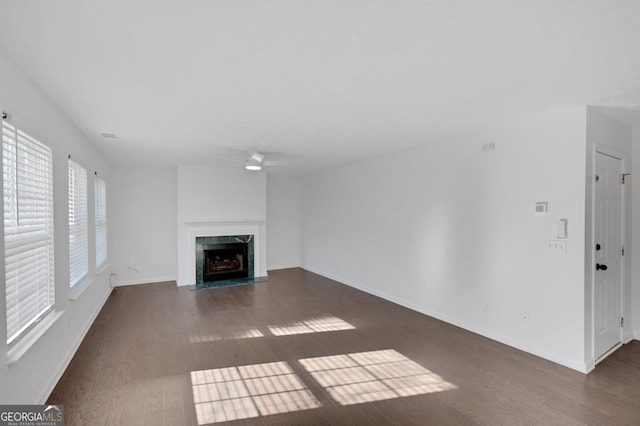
[48,268,640,425]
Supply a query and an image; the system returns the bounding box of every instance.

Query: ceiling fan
[244,151,288,171]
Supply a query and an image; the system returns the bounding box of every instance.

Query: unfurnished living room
[1,1,640,425]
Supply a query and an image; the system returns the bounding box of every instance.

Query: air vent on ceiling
[99,133,117,139]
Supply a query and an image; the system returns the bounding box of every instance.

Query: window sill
[69,276,93,301]
[96,262,110,275]
[4,310,64,365]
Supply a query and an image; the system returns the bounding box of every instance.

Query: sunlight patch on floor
[299,349,456,405]
[268,315,355,336]
[191,361,320,424]
[188,328,264,343]
[189,315,355,343]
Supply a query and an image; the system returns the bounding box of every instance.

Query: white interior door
[593,150,623,361]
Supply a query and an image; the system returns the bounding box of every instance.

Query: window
[68,158,88,287]
[2,119,55,345]
[95,175,107,268]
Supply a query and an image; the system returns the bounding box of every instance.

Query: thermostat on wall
[535,202,549,215]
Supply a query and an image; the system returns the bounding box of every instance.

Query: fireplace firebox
[202,243,249,282]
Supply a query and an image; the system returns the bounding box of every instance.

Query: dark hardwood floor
[48,268,640,425]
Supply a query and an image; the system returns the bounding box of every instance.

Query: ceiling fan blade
[263,160,288,167]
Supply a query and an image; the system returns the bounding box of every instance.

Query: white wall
[633,129,640,339]
[0,50,112,403]
[176,166,267,284]
[267,176,301,270]
[110,166,177,285]
[302,107,588,371]
[584,107,633,365]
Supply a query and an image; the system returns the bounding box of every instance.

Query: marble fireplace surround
[178,221,267,286]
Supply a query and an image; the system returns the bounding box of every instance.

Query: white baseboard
[584,360,596,373]
[267,264,301,271]
[39,285,112,404]
[116,276,177,286]
[302,264,589,374]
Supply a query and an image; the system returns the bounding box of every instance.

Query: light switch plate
[557,218,568,239]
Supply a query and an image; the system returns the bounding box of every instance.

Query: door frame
[590,144,626,364]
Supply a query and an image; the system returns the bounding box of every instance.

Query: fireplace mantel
[177,221,266,286]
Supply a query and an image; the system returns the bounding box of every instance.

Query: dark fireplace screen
[202,243,249,282]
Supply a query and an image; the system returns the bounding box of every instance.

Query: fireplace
[194,234,255,285]
[202,243,248,282]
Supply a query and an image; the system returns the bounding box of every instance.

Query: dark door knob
[596,264,608,271]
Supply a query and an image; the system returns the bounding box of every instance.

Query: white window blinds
[95,176,107,268]
[2,120,55,345]
[68,158,88,287]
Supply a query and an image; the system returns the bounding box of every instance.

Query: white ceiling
[0,1,639,175]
